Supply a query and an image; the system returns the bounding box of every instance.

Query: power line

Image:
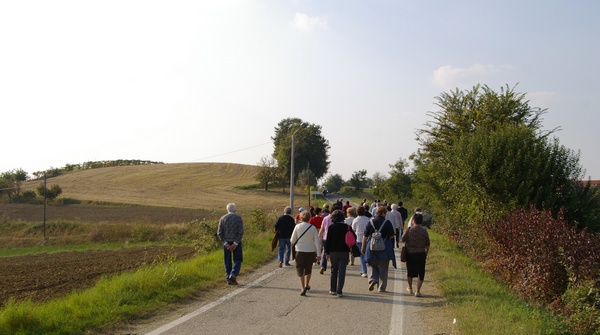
[191,141,272,162]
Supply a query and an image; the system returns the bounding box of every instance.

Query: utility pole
[290,128,300,210]
[43,172,47,239]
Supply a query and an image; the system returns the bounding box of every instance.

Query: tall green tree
[272,118,330,184]
[413,84,599,231]
[374,159,412,201]
[349,169,367,191]
[322,173,344,193]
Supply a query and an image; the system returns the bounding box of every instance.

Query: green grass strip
[427,232,564,335]
[0,236,273,335]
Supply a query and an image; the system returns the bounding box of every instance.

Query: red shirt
[309,216,324,229]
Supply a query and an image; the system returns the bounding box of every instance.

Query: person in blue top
[361,205,396,292]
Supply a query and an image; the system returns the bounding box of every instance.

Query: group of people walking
[216,200,431,298]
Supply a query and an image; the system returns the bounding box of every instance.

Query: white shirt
[291,222,321,253]
[386,209,403,230]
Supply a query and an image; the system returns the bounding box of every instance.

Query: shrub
[485,207,600,334]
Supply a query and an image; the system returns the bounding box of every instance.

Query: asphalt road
[136,248,454,335]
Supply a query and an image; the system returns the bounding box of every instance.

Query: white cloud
[291,12,328,32]
[431,63,512,89]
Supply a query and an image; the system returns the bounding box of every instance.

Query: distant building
[588,180,600,188]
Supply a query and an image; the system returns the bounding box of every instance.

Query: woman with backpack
[361,205,396,292]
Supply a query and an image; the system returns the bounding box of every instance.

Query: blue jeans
[278,238,291,264]
[330,251,349,294]
[223,241,243,279]
[356,242,367,274]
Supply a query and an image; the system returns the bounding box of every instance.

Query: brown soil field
[0,246,196,307]
[1,163,293,308]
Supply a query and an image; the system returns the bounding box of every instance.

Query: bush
[485,207,600,333]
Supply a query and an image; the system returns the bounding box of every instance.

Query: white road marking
[145,268,283,335]
[389,250,406,334]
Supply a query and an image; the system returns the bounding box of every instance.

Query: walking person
[274,206,296,267]
[291,210,321,296]
[344,207,357,265]
[352,206,370,278]
[325,210,354,297]
[401,213,430,297]
[217,203,244,285]
[318,210,333,274]
[361,205,395,292]
[387,203,404,248]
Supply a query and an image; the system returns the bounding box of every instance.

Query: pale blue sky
[1,1,599,180]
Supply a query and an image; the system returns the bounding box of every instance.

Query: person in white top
[351,206,371,277]
[291,210,322,296]
[344,207,357,265]
[386,204,404,248]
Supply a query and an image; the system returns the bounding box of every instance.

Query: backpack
[345,225,356,248]
[369,220,386,251]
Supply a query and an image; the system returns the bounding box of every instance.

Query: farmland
[0,163,290,307]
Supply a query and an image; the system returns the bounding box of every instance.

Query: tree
[0,169,28,202]
[322,173,344,193]
[37,184,63,202]
[412,84,599,232]
[256,156,279,191]
[272,118,330,186]
[374,159,413,201]
[349,170,368,191]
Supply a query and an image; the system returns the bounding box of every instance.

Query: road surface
[131,248,455,335]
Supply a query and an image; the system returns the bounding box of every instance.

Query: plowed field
[0,246,196,306]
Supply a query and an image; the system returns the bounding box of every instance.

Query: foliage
[297,167,317,188]
[484,207,600,333]
[322,173,344,193]
[272,118,330,183]
[428,232,565,334]
[31,160,164,179]
[0,169,28,202]
[373,159,412,201]
[348,169,367,192]
[36,184,63,202]
[255,156,280,191]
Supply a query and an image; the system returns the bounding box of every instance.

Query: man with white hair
[217,203,244,285]
[386,203,403,248]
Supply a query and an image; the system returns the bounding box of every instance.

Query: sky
[1,0,599,181]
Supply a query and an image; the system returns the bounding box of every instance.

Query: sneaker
[226,278,232,285]
[415,292,422,297]
[406,287,413,295]
[329,291,336,295]
[337,293,343,298]
[229,276,238,285]
[320,268,325,275]
[285,263,291,266]
[378,289,386,293]
[360,273,367,278]
[368,281,377,291]
[279,262,283,268]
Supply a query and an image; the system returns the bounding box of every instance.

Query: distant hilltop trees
[32,160,164,179]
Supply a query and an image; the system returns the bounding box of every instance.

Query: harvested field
[0,246,196,307]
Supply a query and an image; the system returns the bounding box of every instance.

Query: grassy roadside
[0,234,275,335]
[427,231,564,335]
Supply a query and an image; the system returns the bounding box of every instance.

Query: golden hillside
[25,163,290,212]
